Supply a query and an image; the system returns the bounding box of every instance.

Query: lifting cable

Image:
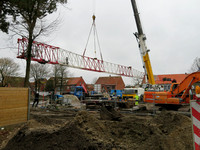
[83,0,103,61]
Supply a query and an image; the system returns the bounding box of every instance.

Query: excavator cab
[170,83,179,92]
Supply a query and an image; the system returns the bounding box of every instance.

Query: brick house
[156,73,200,91]
[45,76,87,94]
[64,77,87,93]
[155,74,188,91]
[40,76,87,94]
[95,76,125,93]
[142,74,188,91]
[87,84,94,92]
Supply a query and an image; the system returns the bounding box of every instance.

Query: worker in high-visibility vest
[135,95,139,106]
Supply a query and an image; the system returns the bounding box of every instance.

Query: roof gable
[67,77,82,85]
[95,76,124,85]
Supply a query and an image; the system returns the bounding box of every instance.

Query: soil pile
[100,106,122,121]
[63,95,81,109]
[2,111,193,150]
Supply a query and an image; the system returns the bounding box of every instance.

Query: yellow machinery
[122,88,137,100]
[130,0,200,107]
[122,88,144,101]
[130,0,155,85]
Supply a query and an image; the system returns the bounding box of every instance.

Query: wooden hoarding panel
[0,88,29,127]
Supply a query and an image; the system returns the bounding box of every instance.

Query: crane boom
[130,0,155,85]
[17,38,144,79]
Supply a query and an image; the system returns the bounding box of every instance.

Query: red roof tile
[95,76,125,90]
[96,76,121,84]
[67,77,82,85]
[155,74,188,84]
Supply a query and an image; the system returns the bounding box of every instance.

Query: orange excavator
[130,0,200,108]
[144,72,200,105]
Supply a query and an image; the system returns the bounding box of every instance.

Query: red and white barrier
[191,100,200,150]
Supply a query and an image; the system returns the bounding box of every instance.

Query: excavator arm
[172,72,200,101]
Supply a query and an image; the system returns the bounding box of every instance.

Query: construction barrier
[0,87,30,127]
[191,100,200,150]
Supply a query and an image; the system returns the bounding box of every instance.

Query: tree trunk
[1,75,4,87]
[24,34,33,87]
[60,76,63,94]
[38,79,41,92]
[54,76,57,93]
[35,79,38,92]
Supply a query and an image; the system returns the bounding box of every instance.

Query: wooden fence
[0,87,30,127]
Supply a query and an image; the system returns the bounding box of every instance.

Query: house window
[112,85,115,90]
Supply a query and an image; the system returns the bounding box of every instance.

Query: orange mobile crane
[130,0,200,108]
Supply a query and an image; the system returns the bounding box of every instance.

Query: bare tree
[190,57,200,73]
[52,64,68,94]
[52,64,60,91]
[0,58,19,87]
[30,63,50,92]
[5,0,67,87]
[45,79,54,92]
[59,65,68,94]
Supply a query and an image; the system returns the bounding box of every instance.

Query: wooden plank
[0,100,28,109]
[0,88,28,109]
[0,91,27,97]
[3,100,28,109]
[0,107,28,126]
[0,92,28,96]
[0,107,28,119]
[0,87,28,91]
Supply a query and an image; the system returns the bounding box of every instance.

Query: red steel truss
[17,38,144,79]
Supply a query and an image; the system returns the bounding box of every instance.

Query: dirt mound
[3,111,112,150]
[2,111,193,150]
[152,111,191,134]
[149,111,193,150]
[63,95,81,108]
[100,106,122,121]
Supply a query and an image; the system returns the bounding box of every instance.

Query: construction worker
[135,94,139,106]
[32,91,39,107]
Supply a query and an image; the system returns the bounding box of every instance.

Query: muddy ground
[0,107,193,150]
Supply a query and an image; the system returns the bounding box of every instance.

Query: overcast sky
[0,0,200,85]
